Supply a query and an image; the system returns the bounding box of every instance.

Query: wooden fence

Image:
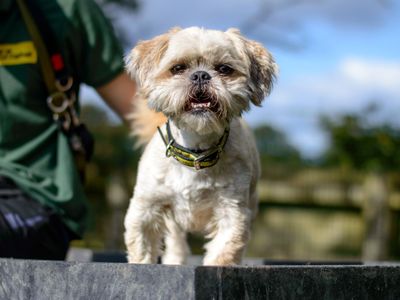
[257,173,400,261]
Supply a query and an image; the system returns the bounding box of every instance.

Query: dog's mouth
[185,91,218,113]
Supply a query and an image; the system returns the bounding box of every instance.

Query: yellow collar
[157,120,229,170]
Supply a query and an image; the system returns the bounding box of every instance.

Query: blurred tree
[320,109,400,171]
[254,124,302,174]
[79,103,110,126]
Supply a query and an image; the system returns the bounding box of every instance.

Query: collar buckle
[165,139,174,157]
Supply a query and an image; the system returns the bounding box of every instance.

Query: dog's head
[126,27,277,134]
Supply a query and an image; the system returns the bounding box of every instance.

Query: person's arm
[96,72,137,122]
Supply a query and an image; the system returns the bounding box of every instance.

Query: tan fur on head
[126,27,181,85]
[225,28,278,106]
[126,26,277,140]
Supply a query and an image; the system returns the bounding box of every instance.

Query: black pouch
[67,123,95,162]
[0,176,71,259]
[64,123,95,182]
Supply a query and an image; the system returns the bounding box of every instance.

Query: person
[0,0,136,259]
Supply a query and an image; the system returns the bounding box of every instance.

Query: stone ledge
[66,248,266,265]
[1,259,399,300]
[0,259,195,300]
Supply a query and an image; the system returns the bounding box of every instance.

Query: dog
[124,27,277,265]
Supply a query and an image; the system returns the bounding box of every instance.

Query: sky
[83,0,400,158]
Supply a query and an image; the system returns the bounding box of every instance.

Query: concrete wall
[1,259,400,299]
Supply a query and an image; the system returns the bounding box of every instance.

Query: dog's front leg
[124,197,164,264]
[162,217,190,265]
[203,205,251,266]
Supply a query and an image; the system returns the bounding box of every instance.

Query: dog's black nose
[190,71,211,84]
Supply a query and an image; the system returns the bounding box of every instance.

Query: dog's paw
[126,253,153,264]
[203,252,243,266]
[162,253,187,265]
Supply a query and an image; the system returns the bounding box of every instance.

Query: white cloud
[302,58,400,111]
[340,58,400,91]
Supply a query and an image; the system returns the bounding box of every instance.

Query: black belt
[0,175,15,185]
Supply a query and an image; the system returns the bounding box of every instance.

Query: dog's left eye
[216,64,234,75]
[170,64,187,75]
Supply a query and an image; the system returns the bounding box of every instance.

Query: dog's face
[126,27,277,134]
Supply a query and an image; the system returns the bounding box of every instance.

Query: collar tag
[194,161,201,170]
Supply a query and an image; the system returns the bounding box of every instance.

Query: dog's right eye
[170,64,187,75]
[216,64,234,75]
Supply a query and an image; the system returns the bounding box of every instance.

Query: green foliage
[254,125,301,164]
[253,124,303,177]
[320,111,400,171]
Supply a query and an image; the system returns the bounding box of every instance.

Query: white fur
[124,27,276,265]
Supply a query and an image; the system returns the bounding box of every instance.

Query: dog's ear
[226,28,278,106]
[126,27,181,85]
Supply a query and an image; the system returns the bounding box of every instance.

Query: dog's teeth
[191,102,211,109]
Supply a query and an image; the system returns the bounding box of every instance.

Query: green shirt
[0,0,125,236]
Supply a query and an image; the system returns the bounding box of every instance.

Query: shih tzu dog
[124,27,277,265]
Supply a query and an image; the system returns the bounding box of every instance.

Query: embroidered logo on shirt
[0,41,37,66]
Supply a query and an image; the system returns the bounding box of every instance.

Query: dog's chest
[163,166,231,231]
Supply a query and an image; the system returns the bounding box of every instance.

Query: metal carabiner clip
[55,76,73,92]
[47,92,70,114]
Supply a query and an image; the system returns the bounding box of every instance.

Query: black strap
[23,0,71,86]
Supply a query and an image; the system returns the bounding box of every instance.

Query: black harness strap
[23,0,71,85]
